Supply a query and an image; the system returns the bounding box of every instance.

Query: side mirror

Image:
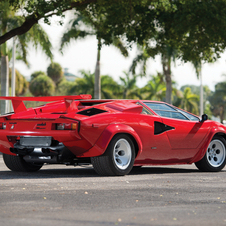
[200,114,208,122]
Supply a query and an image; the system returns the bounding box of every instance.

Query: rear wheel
[91,134,135,176]
[3,154,43,172]
[195,136,226,172]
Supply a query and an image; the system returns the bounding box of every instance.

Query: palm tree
[101,75,121,99]
[130,44,178,104]
[190,59,203,116]
[60,11,128,99]
[161,46,178,104]
[69,70,95,96]
[69,70,119,99]
[140,73,166,101]
[0,2,13,113]
[118,71,141,99]
[176,87,199,115]
[0,3,53,113]
[130,44,150,76]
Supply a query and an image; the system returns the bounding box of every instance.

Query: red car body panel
[80,123,143,158]
[0,95,225,167]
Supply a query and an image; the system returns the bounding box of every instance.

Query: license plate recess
[20,136,52,147]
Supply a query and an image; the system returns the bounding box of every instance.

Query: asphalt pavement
[0,155,226,226]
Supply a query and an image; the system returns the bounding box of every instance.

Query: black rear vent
[77,108,107,116]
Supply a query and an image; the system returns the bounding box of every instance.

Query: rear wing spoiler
[0,94,92,113]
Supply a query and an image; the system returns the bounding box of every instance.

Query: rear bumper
[0,130,92,157]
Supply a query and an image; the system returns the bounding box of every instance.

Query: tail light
[0,123,6,129]
[53,123,78,130]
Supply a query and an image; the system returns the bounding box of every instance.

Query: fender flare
[79,123,143,158]
[190,126,226,163]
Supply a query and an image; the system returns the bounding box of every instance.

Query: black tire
[3,154,43,172]
[91,134,135,176]
[195,136,226,172]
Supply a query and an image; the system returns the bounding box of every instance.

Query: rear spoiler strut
[0,95,92,113]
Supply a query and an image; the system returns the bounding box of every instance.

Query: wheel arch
[213,132,226,141]
[79,123,143,158]
[195,134,226,172]
[190,130,226,164]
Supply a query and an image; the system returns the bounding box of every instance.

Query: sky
[14,16,226,92]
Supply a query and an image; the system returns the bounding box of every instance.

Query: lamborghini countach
[0,95,225,176]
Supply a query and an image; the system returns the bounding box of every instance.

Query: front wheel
[91,134,135,176]
[3,154,43,172]
[195,136,226,172]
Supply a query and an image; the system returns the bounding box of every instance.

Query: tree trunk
[162,55,172,104]
[12,37,16,97]
[1,55,9,114]
[94,38,101,99]
[199,69,204,116]
[220,106,224,124]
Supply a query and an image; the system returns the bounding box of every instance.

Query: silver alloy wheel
[113,138,132,170]
[206,139,226,167]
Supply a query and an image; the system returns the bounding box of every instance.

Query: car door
[143,102,211,161]
[160,117,210,149]
[135,102,172,162]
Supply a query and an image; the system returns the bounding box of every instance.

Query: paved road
[0,155,226,226]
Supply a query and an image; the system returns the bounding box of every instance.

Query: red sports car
[0,95,225,176]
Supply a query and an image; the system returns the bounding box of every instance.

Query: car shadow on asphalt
[0,165,205,180]
[130,166,199,175]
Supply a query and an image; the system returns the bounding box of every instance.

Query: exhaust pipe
[23,155,58,163]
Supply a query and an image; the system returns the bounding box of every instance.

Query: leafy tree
[29,75,55,96]
[2,0,226,62]
[0,0,98,44]
[109,1,226,103]
[56,78,74,96]
[2,1,226,107]
[60,11,128,99]
[30,71,47,81]
[47,62,63,84]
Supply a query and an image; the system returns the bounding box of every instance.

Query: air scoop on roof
[77,108,107,116]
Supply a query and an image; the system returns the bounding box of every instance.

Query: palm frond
[30,24,53,60]
[60,28,93,52]
[112,37,128,57]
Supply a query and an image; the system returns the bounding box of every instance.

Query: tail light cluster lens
[54,123,78,130]
[0,123,6,129]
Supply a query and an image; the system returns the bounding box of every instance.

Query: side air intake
[77,108,107,116]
